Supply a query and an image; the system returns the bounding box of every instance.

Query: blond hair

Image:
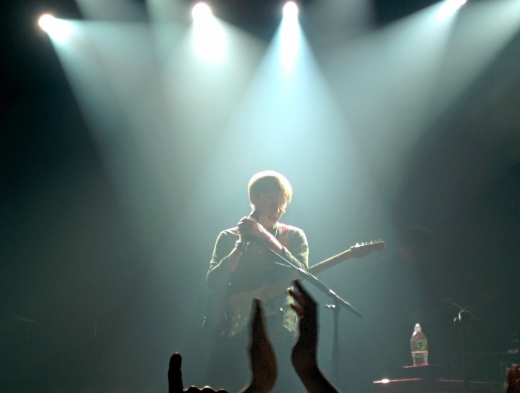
[248,171,293,205]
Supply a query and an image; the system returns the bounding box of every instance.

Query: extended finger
[292,280,312,300]
[290,303,304,317]
[253,299,262,323]
[169,353,184,393]
[288,288,305,305]
[292,280,316,308]
[252,299,267,338]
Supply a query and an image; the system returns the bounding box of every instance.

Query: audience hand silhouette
[289,279,340,393]
[240,299,277,393]
[505,364,520,393]
[168,352,228,393]
[169,281,341,393]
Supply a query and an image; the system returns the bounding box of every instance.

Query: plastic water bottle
[410,323,428,366]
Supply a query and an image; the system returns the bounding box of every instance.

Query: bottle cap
[415,323,421,331]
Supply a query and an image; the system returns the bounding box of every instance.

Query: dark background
[1,0,519,392]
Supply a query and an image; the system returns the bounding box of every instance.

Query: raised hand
[237,216,265,242]
[237,216,285,255]
[168,352,228,393]
[240,299,277,393]
[289,280,318,373]
[505,364,520,393]
[289,280,340,393]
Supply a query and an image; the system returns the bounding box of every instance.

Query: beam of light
[75,0,146,21]
[157,28,269,374]
[448,0,467,8]
[437,0,467,21]
[319,0,520,201]
[146,0,187,65]
[430,0,520,108]
[191,3,226,63]
[38,14,73,42]
[46,21,179,228]
[313,2,462,201]
[189,10,374,237]
[279,2,302,69]
[303,0,375,50]
[146,0,185,23]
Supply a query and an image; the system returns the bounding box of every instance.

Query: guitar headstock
[349,240,386,259]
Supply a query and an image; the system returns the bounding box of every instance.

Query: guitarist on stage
[206,170,309,391]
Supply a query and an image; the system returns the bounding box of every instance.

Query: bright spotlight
[37,13,73,42]
[448,0,467,8]
[38,13,56,32]
[191,2,225,63]
[437,0,467,20]
[192,2,212,21]
[283,1,299,17]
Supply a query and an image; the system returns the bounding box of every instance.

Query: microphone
[238,211,259,248]
[249,210,259,220]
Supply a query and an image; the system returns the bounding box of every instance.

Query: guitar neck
[308,249,355,275]
[222,241,385,337]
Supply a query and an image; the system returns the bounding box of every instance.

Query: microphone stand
[444,299,477,393]
[252,242,363,385]
[325,298,342,384]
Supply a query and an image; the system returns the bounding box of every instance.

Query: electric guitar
[205,240,386,338]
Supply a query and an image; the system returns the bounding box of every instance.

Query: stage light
[279,1,301,69]
[191,2,226,62]
[437,0,467,20]
[448,0,467,8]
[191,2,212,21]
[38,13,56,32]
[283,1,299,17]
[38,13,73,42]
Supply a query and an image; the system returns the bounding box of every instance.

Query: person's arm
[505,364,520,393]
[236,217,309,271]
[239,299,277,393]
[237,217,284,254]
[289,280,340,393]
[281,228,309,270]
[206,230,243,292]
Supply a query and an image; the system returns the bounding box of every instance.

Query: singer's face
[251,189,287,229]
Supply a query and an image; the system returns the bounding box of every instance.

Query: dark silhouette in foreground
[505,364,520,393]
[169,280,339,393]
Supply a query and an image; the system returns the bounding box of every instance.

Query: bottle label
[412,338,427,351]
